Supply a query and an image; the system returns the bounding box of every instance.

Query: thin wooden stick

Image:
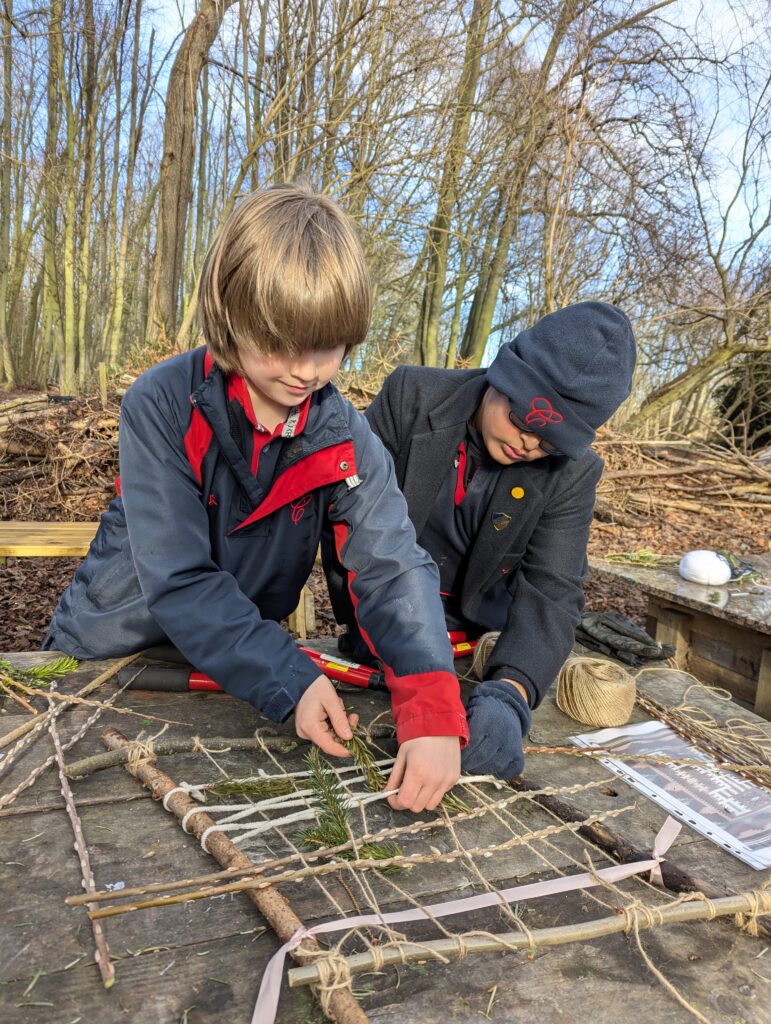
[509,775,771,942]
[64,724,395,780]
[83,806,632,920]
[64,733,299,779]
[67,779,611,909]
[49,716,115,988]
[9,680,191,727]
[522,744,771,779]
[286,891,769,988]
[0,791,149,817]
[0,680,39,714]
[100,727,368,1024]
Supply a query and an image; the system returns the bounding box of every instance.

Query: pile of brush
[593,434,771,528]
[0,392,119,520]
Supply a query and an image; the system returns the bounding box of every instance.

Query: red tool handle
[187,649,386,691]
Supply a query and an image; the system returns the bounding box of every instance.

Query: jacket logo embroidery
[208,494,218,507]
[290,494,313,524]
[525,396,563,429]
[492,512,511,531]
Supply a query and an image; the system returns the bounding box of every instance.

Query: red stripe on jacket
[454,442,468,505]
[331,522,468,747]
[183,352,216,485]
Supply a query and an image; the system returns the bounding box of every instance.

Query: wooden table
[590,555,771,719]
[1,644,769,1023]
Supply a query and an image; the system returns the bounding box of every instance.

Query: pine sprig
[441,791,470,814]
[339,724,470,814]
[339,728,387,792]
[0,656,78,691]
[301,746,405,869]
[206,776,298,801]
[301,747,351,848]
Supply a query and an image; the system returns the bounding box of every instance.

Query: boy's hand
[295,675,358,758]
[385,736,461,813]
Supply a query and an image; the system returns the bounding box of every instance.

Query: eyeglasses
[508,411,564,456]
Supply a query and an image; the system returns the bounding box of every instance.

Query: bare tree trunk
[458,0,581,366]
[41,0,68,390]
[416,0,492,367]
[0,1,14,384]
[145,0,238,346]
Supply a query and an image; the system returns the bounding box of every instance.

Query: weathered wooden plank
[0,887,766,1024]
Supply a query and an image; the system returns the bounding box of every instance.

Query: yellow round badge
[510,487,525,500]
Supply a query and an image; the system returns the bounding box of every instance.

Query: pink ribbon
[252,815,681,1023]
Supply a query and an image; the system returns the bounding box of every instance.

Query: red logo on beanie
[525,397,563,429]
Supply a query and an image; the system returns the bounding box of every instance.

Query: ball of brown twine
[556,656,636,727]
[468,631,501,680]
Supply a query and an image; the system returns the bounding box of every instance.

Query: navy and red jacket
[44,348,469,745]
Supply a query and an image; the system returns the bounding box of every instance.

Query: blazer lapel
[401,374,488,536]
[402,424,463,537]
[462,467,545,603]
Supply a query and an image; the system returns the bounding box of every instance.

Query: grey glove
[576,611,674,667]
[461,680,532,780]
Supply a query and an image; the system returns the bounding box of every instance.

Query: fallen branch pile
[593,435,771,526]
[2,392,768,544]
[0,392,120,520]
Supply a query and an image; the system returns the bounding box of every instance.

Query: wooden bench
[0,520,315,639]
[590,554,771,719]
[0,520,99,560]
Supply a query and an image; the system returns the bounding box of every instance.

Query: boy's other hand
[385,736,461,813]
[295,675,358,758]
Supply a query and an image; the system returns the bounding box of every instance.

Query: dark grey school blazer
[362,365,603,706]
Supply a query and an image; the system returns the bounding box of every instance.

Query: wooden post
[288,584,315,640]
[97,361,108,409]
[651,603,691,669]
[100,727,368,1024]
[756,649,771,721]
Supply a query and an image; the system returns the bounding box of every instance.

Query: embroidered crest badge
[492,512,511,532]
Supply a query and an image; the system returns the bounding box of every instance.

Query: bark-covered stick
[100,727,368,1024]
[287,891,768,988]
[65,723,395,780]
[49,717,116,988]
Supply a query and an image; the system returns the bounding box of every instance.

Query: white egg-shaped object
[678,550,731,586]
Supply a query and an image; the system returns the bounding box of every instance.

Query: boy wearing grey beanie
[326,301,636,780]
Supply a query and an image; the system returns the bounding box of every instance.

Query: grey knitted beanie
[486,301,636,459]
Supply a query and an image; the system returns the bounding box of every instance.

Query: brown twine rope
[557,655,634,729]
[469,644,644,729]
[734,881,771,937]
[458,631,500,682]
[556,657,636,727]
[125,725,168,775]
[312,951,353,1016]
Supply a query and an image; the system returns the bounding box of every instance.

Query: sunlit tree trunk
[0,2,14,384]
[416,0,492,367]
[146,0,238,345]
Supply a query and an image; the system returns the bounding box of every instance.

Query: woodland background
[0,0,770,649]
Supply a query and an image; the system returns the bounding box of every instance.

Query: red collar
[226,372,311,438]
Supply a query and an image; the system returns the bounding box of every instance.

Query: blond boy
[44,181,468,812]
